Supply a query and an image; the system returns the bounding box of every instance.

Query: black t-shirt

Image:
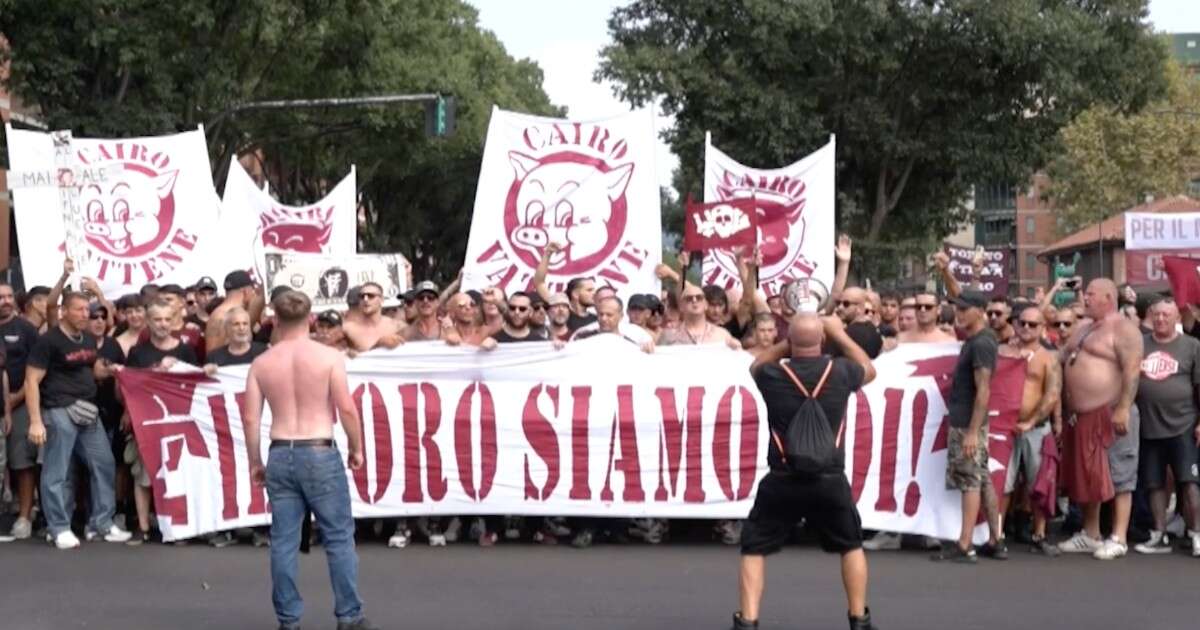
[754,356,865,471]
[95,337,126,431]
[947,329,998,428]
[126,340,199,370]
[566,311,597,334]
[0,316,39,392]
[28,327,100,408]
[825,322,883,360]
[723,317,747,343]
[493,328,548,343]
[206,342,268,367]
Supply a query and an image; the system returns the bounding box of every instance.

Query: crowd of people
[0,236,1197,573]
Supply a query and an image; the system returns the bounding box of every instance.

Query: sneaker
[10,517,32,540]
[1057,532,1103,554]
[53,530,82,550]
[930,543,977,563]
[0,534,14,543]
[546,517,572,537]
[85,524,133,543]
[1190,531,1200,558]
[429,533,447,547]
[468,517,486,542]
[1135,531,1173,555]
[730,612,758,629]
[1030,537,1061,557]
[387,530,411,549]
[252,530,271,547]
[848,607,878,630]
[977,539,1009,560]
[862,531,902,551]
[503,516,523,540]
[126,530,150,547]
[336,617,381,630]
[443,517,462,544]
[1093,537,1128,560]
[208,532,236,548]
[571,530,594,549]
[532,530,558,545]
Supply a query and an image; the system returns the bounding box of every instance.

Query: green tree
[0,0,560,282]
[1048,58,1200,233]
[597,0,1169,244]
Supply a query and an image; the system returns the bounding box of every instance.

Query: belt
[270,438,334,449]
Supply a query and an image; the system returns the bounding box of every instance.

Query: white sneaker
[11,517,32,540]
[1057,532,1103,553]
[1093,537,1127,560]
[387,531,411,549]
[54,530,82,550]
[862,531,902,551]
[1189,531,1200,558]
[443,517,462,543]
[429,533,447,547]
[93,525,132,543]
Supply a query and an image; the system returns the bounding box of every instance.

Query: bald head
[789,314,824,356]
[1085,278,1117,318]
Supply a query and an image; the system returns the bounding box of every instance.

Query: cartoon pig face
[507,152,633,271]
[82,166,178,258]
[259,206,334,253]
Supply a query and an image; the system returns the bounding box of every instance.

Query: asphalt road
[1,535,1196,630]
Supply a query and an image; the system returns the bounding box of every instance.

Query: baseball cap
[317,310,343,327]
[547,293,570,307]
[413,280,439,297]
[950,290,989,310]
[224,270,253,292]
[194,276,218,292]
[628,294,654,311]
[88,302,108,318]
[159,283,187,297]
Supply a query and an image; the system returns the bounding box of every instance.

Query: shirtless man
[446,293,497,348]
[747,314,780,356]
[998,304,1062,555]
[343,282,406,352]
[403,281,449,342]
[659,283,742,350]
[898,292,957,343]
[1057,279,1143,560]
[896,305,917,334]
[242,291,377,630]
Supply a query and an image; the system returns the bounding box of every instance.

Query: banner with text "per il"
[116,337,767,541]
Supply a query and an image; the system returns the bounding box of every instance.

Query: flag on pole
[683,195,758,252]
[1162,255,1200,306]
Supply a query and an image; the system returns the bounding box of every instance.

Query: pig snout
[512,225,549,249]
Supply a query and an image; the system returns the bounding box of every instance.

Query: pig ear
[153,170,179,199]
[603,163,634,202]
[508,152,540,180]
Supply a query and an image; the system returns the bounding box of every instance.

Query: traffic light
[425,96,457,137]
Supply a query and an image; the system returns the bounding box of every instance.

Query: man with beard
[1058,279,1143,560]
[987,298,1015,345]
[998,304,1062,555]
[124,300,200,544]
[545,294,573,342]
[132,284,206,362]
[899,292,958,343]
[403,281,449,342]
[492,292,547,343]
[533,242,597,333]
[343,282,407,352]
[187,276,219,328]
[878,291,900,329]
[529,294,549,335]
[207,271,264,354]
[19,286,51,332]
[833,287,883,359]
[0,282,39,540]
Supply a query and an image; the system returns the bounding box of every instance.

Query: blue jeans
[40,406,117,536]
[266,444,363,626]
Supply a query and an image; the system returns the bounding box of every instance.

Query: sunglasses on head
[1017,320,1041,329]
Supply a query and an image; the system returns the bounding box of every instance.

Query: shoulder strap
[778,358,835,399]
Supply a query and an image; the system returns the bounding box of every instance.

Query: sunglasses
[683,295,705,303]
[837,300,861,308]
[986,310,1007,318]
[415,294,438,303]
[508,305,530,312]
[915,304,938,311]
[360,292,381,300]
[89,314,105,320]
[1017,320,1041,329]
[1053,321,1074,329]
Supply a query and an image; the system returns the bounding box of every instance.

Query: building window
[975,182,1016,211]
[1026,253,1036,271]
[1025,217,1036,234]
[1027,286,1037,299]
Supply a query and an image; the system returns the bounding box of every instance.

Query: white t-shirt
[569,322,653,346]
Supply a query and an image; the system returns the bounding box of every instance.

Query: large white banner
[221,157,358,264]
[1124,211,1200,251]
[117,337,766,541]
[462,107,661,299]
[703,135,835,296]
[6,125,240,297]
[844,342,1023,543]
[263,250,411,310]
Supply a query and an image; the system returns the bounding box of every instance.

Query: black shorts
[1138,433,1200,490]
[740,471,863,556]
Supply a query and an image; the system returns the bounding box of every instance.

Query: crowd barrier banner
[117,336,766,541]
[262,250,411,310]
[461,107,662,300]
[6,125,238,297]
[702,135,835,296]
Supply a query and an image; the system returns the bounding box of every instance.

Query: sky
[469,0,1200,190]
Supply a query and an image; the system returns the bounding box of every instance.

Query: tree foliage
[597,0,1169,244]
[0,0,561,282]
[1048,57,1200,233]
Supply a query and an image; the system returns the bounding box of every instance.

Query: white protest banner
[262,250,411,310]
[6,124,239,297]
[221,157,357,261]
[116,337,766,541]
[843,342,1025,543]
[703,135,836,296]
[1124,212,1200,251]
[461,107,661,299]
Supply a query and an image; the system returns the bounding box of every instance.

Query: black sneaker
[730,612,758,629]
[931,543,977,563]
[336,617,381,630]
[1030,537,1061,557]
[978,539,1009,560]
[1134,531,1173,555]
[848,607,878,630]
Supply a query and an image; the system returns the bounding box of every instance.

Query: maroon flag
[683,195,758,252]
[1162,255,1200,306]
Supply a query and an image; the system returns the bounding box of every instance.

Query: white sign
[1125,212,1200,251]
[263,250,411,310]
[703,135,836,296]
[461,107,662,299]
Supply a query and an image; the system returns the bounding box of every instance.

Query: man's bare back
[249,337,350,441]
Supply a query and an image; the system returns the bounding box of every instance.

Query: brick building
[970,175,1057,299]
